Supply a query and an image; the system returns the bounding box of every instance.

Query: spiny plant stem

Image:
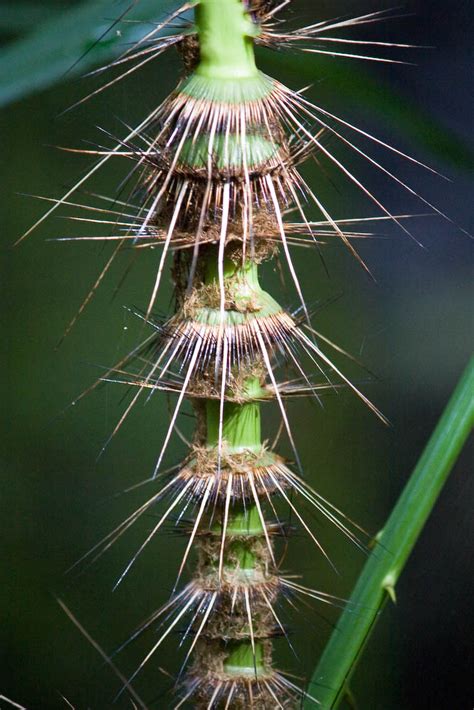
[31,1,464,706]
[224,640,266,675]
[306,356,474,709]
[219,505,264,540]
[206,395,262,452]
[203,243,269,679]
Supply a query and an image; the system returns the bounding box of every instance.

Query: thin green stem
[223,505,264,539]
[205,254,260,289]
[224,640,265,675]
[205,384,265,671]
[203,246,268,674]
[206,389,262,453]
[306,357,474,708]
[195,0,258,79]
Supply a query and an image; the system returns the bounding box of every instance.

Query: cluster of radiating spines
[67,239,372,704]
[100,249,385,476]
[76,241,372,706]
[43,2,440,706]
[22,0,446,343]
[106,400,340,707]
[92,23,423,319]
[61,6,396,698]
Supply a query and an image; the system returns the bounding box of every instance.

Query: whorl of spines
[168,249,300,707]
[138,3,309,705]
[100,2,386,705]
[14,0,444,704]
[44,1,407,705]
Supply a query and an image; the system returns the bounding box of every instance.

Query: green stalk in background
[306,357,474,708]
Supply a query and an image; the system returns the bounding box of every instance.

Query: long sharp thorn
[218,473,233,580]
[152,336,203,478]
[180,592,217,673]
[146,180,188,320]
[57,598,148,710]
[113,479,194,589]
[118,591,201,697]
[16,106,163,244]
[174,477,213,591]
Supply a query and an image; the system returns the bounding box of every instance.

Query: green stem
[199,217,272,679]
[205,254,260,290]
[201,254,282,322]
[223,505,263,539]
[224,640,265,676]
[306,357,474,708]
[213,504,264,573]
[204,252,267,454]
[206,386,265,669]
[206,389,261,453]
[195,0,258,79]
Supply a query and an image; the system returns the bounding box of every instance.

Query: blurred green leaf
[0,2,58,31]
[0,0,177,106]
[0,0,471,171]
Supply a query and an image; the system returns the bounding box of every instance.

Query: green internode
[217,504,264,540]
[195,0,259,79]
[212,504,264,575]
[204,250,260,286]
[223,639,266,677]
[179,133,279,171]
[199,253,283,323]
[206,391,262,453]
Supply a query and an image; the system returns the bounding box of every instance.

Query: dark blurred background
[1,1,473,708]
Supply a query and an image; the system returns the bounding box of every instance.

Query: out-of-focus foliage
[0,0,177,105]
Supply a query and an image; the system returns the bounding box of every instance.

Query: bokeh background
[1,1,472,708]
